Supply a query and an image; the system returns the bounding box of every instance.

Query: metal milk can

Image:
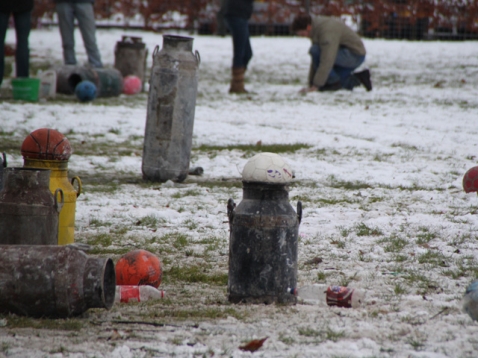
[114,35,148,90]
[0,245,115,317]
[227,181,302,304]
[0,168,64,245]
[24,158,81,245]
[142,35,200,182]
[55,65,123,97]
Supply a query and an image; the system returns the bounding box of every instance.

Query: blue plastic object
[463,279,478,321]
[75,80,97,102]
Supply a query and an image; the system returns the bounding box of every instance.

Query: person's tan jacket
[309,16,366,87]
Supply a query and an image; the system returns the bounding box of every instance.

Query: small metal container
[227,181,302,304]
[0,167,63,245]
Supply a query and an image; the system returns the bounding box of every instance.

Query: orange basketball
[115,249,162,288]
[21,128,72,160]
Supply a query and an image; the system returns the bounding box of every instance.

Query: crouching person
[292,14,372,93]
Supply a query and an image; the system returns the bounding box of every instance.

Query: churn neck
[162,35,194,51]
[242,181,290,200]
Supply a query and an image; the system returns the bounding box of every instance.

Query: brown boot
[229,67,248,94]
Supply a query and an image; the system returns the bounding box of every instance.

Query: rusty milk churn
[21,128,81,245]
[0,245,115,317]
[114,36,148,90]
[227,153,301,304]
[55,65,123,97]
[0,152,6,191]
[0,167,64,245]
[142,35,200,183]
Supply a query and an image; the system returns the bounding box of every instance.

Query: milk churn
[227,153,301,304]
[21,128,81,245]
[0,245,115,317]
[142,35,200,182]
[114,36,148,90]
[55,65,123,97]
[0,168,64,245]
[0,152,6,191]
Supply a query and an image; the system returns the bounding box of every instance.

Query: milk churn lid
[21,128,72,161]
[242,152,294,183]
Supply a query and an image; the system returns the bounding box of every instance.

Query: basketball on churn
[75,80,97,102]
[123,75,142,95]
[21,128,72,160]
[115,249,162,288]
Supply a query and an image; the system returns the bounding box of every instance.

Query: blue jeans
[309,45,365,90]
[224,16,252,68]
[0,11,31,85]
[56,2,102,68]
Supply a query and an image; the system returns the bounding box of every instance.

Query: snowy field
[1,27,478,357]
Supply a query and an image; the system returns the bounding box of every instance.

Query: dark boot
[229,67,248,94]
[353,69,372,91]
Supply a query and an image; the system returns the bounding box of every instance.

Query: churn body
[55,65,123,97]
[227,182,301,304]
[24,159,81,245]
[142,35,200,183]
[114,36,148,89]
[0,245,116,317]
[0,168,63,245]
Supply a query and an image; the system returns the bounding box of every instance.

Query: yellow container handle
[54,188,65,213]
[71,176,82,198]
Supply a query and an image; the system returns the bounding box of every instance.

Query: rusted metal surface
[55,65,123,97]
[142,35,200,183]
[114,36,148,87]
[0,168,63,245]
[0,245,115,317]
[227,182,301,305]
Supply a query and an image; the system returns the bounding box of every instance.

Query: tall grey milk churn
[142,35,200,182]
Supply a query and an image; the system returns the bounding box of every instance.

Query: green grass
[164,265,228,286]
[3,316,84,330]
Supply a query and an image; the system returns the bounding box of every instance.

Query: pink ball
[123,75,142,95]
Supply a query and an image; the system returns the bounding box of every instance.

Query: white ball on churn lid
[242,152,294,183]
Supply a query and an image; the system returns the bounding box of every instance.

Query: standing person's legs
[0,12,9,86]
[13,11,31,78]
[56,2,77,65]
[225,16,252,68]
[74,3,102,68]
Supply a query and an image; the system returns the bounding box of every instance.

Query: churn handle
[153,45,159,58]
[54,188,65,213]
[71,176,82,198]
[297,201,302,224]
[227,198,236,227]
[1,152,6,167]
[195,50,201,65]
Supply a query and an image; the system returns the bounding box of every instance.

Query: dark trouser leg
[224,16,252,69]
[13,11,31,78]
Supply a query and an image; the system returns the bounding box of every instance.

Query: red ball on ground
[21,128,72,160]
[115,249,162,288]
[123,75,142,95]
[463,166,478,193]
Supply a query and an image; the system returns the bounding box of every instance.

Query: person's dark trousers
[309,44,364,90]
[224,15,252,68]
[0,10,31,86]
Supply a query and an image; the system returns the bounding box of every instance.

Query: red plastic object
[463,166,478,193]
[123,75,142,95]
[21,128,72,160]
[115,249,162,288]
